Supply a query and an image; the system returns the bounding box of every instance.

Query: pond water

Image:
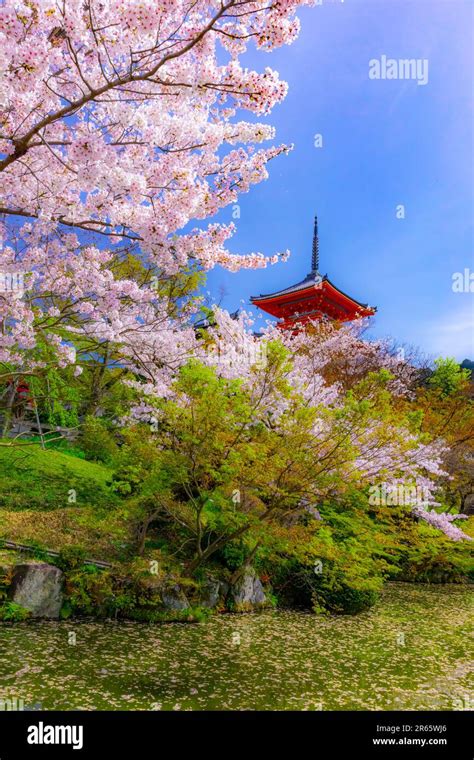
[0,584,472,711]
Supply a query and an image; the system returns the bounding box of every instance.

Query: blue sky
[204,0,474,361]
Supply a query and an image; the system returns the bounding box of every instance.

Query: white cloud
[418,302,474,361]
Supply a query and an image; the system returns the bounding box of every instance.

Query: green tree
[428,357,471,396]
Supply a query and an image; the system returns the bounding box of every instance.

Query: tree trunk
[84,345,109,416]
[135,508,164,556]
[188,523,251,574]
[229,541,260,586]
[2,380,18,437]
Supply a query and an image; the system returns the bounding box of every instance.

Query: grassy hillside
[0,441,117,511]
[0,442,127,561]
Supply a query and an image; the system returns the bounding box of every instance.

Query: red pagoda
[251,217,376,329]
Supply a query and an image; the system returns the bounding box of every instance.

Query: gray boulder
[161,584,189,610]
[200,577,229,608]
[230,567,267,611]
[9,562,63,619]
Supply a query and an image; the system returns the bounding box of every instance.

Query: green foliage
[390,522,473,583]
[108,464,143,496]
[61,559,212,622]
[64,567,116,617]
[260,491,467,614]
[267,558,380,615]
[0,563,12,603]
[125,606,211,624]
[0,601,31,621]
[1,334,473,623]
[79,416,118,463]
[29,368,80,429]
[56,545,87,572]
[115,357,378,571]
[217,542,247,571]
[428,357,471,396]
[310,569,379,615]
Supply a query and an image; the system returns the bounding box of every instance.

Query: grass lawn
[0,440,117,510]
[0,442,128,562]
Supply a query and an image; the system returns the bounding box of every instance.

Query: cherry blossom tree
[124,309,471,542]
[0,0,310,370]
[0,2,469,548]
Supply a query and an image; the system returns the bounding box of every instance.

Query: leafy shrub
[386,520,474,583]
[56,545,87,572]
[64,567,116,617]
[108,465,143,496]
[427,357,471,396]
[126,606,211,623]
[79,417,118,463]
[216,541,247,571]
[268,558,380,615]
[0,601,31,621]
[311,577,379,615]
[267,559,315,609]
[0,563,13,603]
[397,556,469,583]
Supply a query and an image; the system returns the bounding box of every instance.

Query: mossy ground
[0,584,471,710]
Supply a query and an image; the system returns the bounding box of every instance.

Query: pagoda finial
[311,215,319,273]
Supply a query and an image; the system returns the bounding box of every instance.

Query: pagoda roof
[249,215,376,325]
[251,271,323,300]
[250,272,375,313]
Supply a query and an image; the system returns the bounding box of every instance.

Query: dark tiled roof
[251,272,325,301]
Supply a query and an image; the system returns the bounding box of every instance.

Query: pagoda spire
[311,215,319,273]
[250,212,376,328]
